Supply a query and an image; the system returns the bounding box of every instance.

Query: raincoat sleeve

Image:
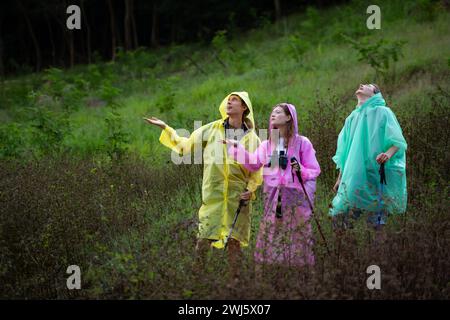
[383,108,407,155]
[228,139,264,200]
[299,137,321,181]
[332,118,349,171]
[159,124,206,155]
[227,141,266,172]
[247,169,263,200]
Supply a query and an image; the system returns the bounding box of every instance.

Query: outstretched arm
[222,138,264,201]
[144,116,204,155]
[223,139,266,172]
[144,117,167,130]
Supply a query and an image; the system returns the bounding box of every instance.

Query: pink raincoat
[228,104,320,266]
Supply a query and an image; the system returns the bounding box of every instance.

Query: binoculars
[279,150,288,170]
[274,157,302,219]
[274,151,288,219]
[268,150,288,170]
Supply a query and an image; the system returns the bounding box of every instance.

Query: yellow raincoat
[159,92,263,249]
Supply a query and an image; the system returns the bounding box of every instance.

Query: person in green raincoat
[144,92,263,279]
[330,84,407,231]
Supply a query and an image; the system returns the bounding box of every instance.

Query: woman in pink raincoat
[223,103,320,268]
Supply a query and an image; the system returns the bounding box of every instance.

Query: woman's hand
[221,138,239,147]
[377,146,399,164]
[143,116,167,129]
[290,159,301,174]
[376,152,390,164]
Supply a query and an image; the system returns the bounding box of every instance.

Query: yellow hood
[219,91,255,129]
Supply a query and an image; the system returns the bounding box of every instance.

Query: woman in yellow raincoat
[144,92,263,277]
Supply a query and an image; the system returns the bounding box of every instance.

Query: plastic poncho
[329,93,407,216]
[159,92,263,249]
[228,104,320,266]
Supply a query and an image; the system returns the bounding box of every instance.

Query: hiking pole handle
[290,157,314,212]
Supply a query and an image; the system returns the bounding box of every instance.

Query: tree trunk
[274,0,281,21]
[151,1,159,47]
[130,0,138,48]
[17,0,41,71]
[0,15,4,77]
[60,23,66,67]
[0,34,4,77]
[52,2,74,68]
[45,13,57,66]
[170,14,177,44]
[81,0,92,64]
[69,31,75,68]
[124,0,132,50]
[107,0,117,60]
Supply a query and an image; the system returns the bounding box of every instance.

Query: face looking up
[355,83,379,98]
[270,106,291,128]
[226,95,247,117]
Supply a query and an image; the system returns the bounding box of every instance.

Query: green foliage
[84,64,103,90]
[115,47,158,80]
[408,0,439,22]
[211,30,228,51]
[342,34,406,80]
[326,5,367,42]
[104,109,130,161]
[100,80,122,108]
[257,13,272,30]
[35,64,124,113]
[284,34,311,63]
[300,7,322,36]
[211,30,231,70]
[42,68,66,97]
[29,106,69,156]
[39,67,87,112]
[232,46,257,74]
[154,77,179,115]
[211,30,256,74]
[0,122,24,159]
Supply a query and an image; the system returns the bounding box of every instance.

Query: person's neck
[357,94,375,106]
[272,126,289,147]
[279,126,288,141]
[357,96,368,106]
[228,115,243,129]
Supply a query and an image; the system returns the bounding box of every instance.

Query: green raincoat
[330,93,407,216]
[159,92,263,248]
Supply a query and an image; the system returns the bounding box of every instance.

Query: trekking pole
[377,162,387,226]
[224,190,249,250]
[379,162,387,188]
[290,157,331,256]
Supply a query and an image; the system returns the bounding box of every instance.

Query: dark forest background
[0,0,348,75]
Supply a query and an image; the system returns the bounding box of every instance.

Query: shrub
[342,34,406,81]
